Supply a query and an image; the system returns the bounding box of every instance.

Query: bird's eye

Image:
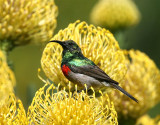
[73,46,77,49]
[69,42,72,45]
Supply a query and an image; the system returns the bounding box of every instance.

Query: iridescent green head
[49,40,83,58]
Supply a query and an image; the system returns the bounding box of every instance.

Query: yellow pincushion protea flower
[0,0,58,50]
[41,20,127,90]
[90,0,140,31]
[0,93,27,124]
[109,50,160,119]
[136,114,160,125]
[27,81,118,125]
[0,50,16,101]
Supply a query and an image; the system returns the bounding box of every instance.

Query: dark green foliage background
[9,0,160,122]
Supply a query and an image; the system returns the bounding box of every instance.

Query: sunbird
[50,40,138,103]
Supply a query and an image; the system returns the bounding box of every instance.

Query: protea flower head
[90,0,141,31]
[0,93,27,124]
[0,50,15,101]
[109,50,160,119]
[27,81,118,125]
[136,114,160,125]
[0,0,58,51]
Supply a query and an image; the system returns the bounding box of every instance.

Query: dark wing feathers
[70,64,138,103]
[70,65,119,85]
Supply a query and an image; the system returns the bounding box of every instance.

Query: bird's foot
[77,88,88,93]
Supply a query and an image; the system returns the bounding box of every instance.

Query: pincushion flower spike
[27,81,118,125]
[49,40,138,103]
[136,114,160,125]
[90,0,141,31]
[41,20,127,93]
[0,50,16,101]
[109,50,160,120]
[0,0,58,52]
[0,93,27,124]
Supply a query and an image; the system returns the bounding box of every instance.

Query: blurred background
[9,0,160,116]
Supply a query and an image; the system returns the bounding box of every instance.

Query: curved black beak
[49,40,64,46]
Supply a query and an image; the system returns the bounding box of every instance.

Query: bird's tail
[110,82,138,103]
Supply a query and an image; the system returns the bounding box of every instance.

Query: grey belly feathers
[66,71,111,90]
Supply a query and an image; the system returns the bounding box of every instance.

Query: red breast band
[61,64,71,76]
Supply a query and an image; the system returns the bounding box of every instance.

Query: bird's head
[49,40,83,58]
